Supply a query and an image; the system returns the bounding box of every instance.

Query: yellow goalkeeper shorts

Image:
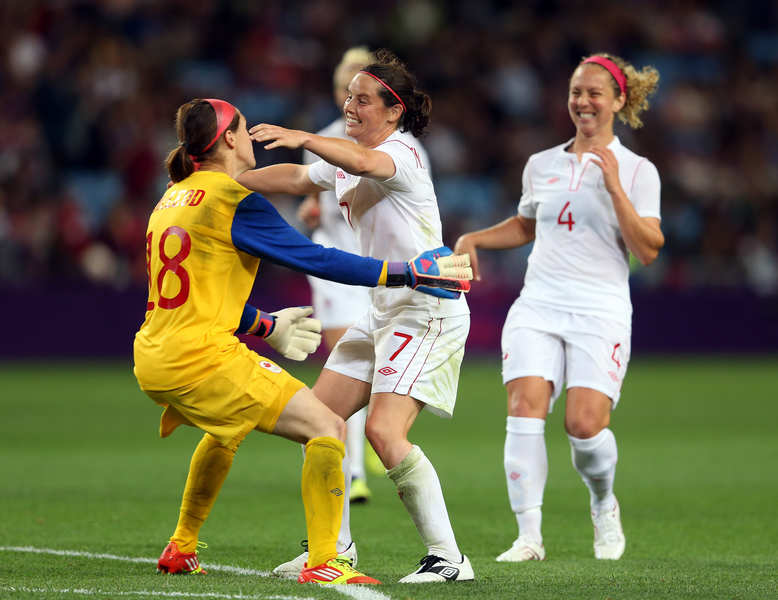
[143,344,306,451]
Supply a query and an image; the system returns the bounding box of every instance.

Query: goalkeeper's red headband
[198,99,237,154]
[359,71,406,113]
[581,56,627,96]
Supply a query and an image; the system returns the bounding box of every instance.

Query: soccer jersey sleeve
[517,159,537,219]
[630,160,661,220]
[302,149,317,167]
[231,192,384,286]
[307,159,337,192]
[374,139,424,193]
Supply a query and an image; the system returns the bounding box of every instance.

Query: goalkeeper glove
[243,306,322,361]
[384,246,472,299]
[265,306,322,361]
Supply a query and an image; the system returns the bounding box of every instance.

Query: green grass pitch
[1,356,776,599]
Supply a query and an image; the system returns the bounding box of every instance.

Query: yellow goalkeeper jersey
[134,171,260,391]
[134,170,386,392]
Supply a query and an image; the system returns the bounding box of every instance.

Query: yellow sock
[170,433,235,553]
[302,436,345,568]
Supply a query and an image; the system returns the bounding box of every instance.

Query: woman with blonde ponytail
[456,54,663,563]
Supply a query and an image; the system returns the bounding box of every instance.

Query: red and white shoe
[495,535,545,562]
[273,540,357,578]
[299,557,380,585]
[157,541,207,574]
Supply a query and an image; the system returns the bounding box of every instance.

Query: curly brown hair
[579,53,660,129]
[361,48,432,138]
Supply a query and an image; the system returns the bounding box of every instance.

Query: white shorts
[324,308,470,418]
[501,300,631,411]
[307,275,372,330]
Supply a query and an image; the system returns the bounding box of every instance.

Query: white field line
[0,546,270,576]
[321,588,390,600]
[0,589,312,600]
[0,547,393,600]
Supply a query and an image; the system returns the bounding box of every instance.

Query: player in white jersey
[298,48,433,505]
[456,53,663,562]
[240,49,474,583]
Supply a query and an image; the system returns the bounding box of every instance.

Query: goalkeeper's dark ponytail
[165,100,240,183]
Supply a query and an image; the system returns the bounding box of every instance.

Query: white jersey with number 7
[517,136,661,328]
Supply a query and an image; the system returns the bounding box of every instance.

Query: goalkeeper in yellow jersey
[134,98,471,585]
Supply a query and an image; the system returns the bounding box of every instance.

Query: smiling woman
[134,95,468,585]
[569,53,660,140]
[238,49,475,584]
[455,53,663,564]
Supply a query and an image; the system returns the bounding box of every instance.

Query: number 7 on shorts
[390,332,414,362]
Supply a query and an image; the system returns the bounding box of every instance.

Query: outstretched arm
[454,215,536,281]
[249,124,397,180]
[232,192,471,295]
[237,163,324,197]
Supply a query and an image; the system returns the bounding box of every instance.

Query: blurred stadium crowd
[1,0,777,296]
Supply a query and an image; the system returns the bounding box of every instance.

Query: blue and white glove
[385,246,473,299]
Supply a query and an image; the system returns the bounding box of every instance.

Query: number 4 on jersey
[558,201,575,231]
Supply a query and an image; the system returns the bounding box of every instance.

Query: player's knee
[364,420,395,462]
[307,408,346,443]
[508,392,548,418]
[564,416,608,440]
[325,413,347,442]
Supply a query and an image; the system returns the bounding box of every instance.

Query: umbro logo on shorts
[378,366,397,376]
[509,471,521,480]
[331,488,343,496]
[547,177,560,184]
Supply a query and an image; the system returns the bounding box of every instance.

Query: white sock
[387,445,461,562]
[303,442,353,553]
[505,416,547,545]
[337,450,353,552]
[345,408,367,481]
[568,428,618,513]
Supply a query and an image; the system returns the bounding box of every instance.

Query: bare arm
[249,124,397,180]
[237,163,324,196]
[454,215,536,281]
[590,146,664,265]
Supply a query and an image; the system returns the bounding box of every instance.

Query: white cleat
[272,540,358,578]
[398,554,474,583]
[592,499,626,560]
[495,535,545,562]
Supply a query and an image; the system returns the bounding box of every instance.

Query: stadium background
[1,0,777,358]
[2,3,777,598]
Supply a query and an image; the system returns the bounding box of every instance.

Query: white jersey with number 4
[518,137,661,328]
[308,130,468,321]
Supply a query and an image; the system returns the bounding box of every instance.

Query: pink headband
[199,99,237,154]
[359,71,407,113]
[581,56,627,95]
[187,99,237,166]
